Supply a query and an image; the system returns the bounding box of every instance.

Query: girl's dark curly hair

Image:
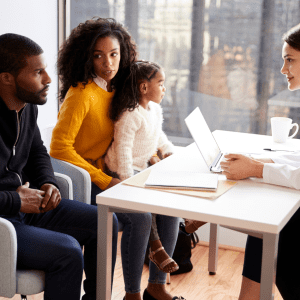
[57,17,137,102]
[109,60,161,122]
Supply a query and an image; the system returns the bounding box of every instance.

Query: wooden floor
[0,233,283,300]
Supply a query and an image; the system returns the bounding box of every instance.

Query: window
[66,0,300,145]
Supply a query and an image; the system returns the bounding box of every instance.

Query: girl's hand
[149,156,161,165]
[163,152,172,159]
[220,153,264,180]
[106,178,121,190]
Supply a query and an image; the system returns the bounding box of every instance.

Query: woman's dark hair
[0,33,43,76]
[109,60,161,122]
[57,18,137,102]
[283,23,300,51]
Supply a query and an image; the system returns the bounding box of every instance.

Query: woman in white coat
[221,23,300,300]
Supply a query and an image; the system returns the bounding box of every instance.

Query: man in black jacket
[0,33,118,300]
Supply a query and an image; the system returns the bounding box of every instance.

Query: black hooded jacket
[0,96,57,217]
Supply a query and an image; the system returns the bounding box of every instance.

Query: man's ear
[139,82,148,94]
[0,72,15,86]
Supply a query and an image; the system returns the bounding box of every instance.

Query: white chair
[0,172,73,300]
[41,125,91,205]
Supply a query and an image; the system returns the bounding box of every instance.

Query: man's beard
[15,81,49,105]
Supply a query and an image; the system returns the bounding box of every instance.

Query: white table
[97,130,300,300]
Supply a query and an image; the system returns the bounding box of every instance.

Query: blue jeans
[91,182,180,293]
[115,213,179,293]
[148,214,180,285]
[5,198,116,300]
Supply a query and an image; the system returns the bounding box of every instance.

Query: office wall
[196,223,247,249]
[0,0,58,130]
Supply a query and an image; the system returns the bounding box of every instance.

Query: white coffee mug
[271,117,299,143]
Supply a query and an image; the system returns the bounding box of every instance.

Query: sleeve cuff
[10,191,22,215]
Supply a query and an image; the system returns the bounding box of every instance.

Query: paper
[145,170,219,191]
[123,168,237,199]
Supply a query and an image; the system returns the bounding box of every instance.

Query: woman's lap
[92,182,180,291]
[115,212,152,293]
[243,207,300,299]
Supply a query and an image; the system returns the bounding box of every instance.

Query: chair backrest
[40,124,92,204]
[40,125,55,153]
[54,172,73,200]
[0,217,17,297]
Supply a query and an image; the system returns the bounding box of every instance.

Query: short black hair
[283,23,300,52]
[0,33,43,75]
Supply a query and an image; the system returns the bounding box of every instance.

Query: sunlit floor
[0,233,283,300]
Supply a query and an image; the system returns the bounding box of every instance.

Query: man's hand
[17,182,45,214]
[105,178,121,190]
[39,183,61,213]
[149,156,161,165]
[220,153,265,180]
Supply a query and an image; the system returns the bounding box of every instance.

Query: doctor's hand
[40,183,61,213]
[18,182,45,214]
[220,153,264,180]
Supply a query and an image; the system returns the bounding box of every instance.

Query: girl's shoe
[143,288,186,300]
[184,219,206,234]
[148,246,179,273]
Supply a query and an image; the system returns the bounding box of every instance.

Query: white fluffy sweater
[105,102,174,181]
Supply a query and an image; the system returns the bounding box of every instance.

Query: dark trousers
[7,198,118,300]
[242,207,300,300]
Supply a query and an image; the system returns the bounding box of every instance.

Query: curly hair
[57,18,137,102]
[109,60,161,122]
[283,23,300,51]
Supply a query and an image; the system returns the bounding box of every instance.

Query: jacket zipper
[6,109,25,186]
[12,109,23,157]
[6,166,22,186]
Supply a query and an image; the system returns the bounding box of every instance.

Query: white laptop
[185,107,224,173]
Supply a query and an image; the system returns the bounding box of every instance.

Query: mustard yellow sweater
[50,81,114,190]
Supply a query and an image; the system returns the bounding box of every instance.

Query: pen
[263,148,295,152]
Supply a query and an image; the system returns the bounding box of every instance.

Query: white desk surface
[97,130,300,234]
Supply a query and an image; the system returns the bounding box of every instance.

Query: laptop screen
[185,107,221,168]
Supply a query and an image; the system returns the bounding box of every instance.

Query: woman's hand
[105,177,121,190]
[220,153,265,180]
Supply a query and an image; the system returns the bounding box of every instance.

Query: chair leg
[21,295,27,300]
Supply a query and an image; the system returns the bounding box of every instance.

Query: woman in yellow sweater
[50,18,182,300]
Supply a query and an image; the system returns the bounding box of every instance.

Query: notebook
[144,169,219,191]
[185,107,224,173]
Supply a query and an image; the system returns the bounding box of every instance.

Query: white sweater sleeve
[263,152,300,190]
[113,111,141,181]
[153,103,175,155]
[157,131,175,155]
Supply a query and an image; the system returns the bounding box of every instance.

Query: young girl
[105,60,206,274]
